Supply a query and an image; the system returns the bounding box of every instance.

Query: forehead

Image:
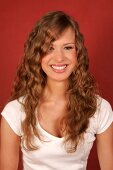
[51,27,75,45]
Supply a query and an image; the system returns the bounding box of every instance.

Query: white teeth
[51,65,67,70]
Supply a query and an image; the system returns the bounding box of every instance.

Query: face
[41,27,77,83]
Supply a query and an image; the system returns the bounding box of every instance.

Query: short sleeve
[96,98,113,134]
[1,100,24,136]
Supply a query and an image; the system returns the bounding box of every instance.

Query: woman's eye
[65,46,74,50]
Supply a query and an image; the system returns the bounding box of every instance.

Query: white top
[1,97,113,170]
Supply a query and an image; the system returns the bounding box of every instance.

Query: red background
[0,0,113,169]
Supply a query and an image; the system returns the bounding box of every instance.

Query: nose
[54,49,65,62]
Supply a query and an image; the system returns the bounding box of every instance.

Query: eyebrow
[51,42,75,46]
[63,43,75,45]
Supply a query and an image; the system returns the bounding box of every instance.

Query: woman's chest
[21,130,95,170]
[37,101,66,138]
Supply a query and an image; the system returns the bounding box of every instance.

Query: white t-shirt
[1,97,113,170]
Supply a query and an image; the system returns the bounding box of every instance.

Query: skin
[41,27,77,83]
[96,123,113,170]
[39,27,77,137]
[0,117,20,170]
[0,27,113,170]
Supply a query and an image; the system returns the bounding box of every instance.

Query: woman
[0,11,113,170]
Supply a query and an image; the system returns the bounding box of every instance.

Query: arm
[96,123,113,170]
[0,116,21,170]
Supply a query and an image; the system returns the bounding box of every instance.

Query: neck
[43,79,68,101]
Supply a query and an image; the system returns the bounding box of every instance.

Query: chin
[49,76,69,82]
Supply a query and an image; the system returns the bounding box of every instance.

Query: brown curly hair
[11,11,98,152]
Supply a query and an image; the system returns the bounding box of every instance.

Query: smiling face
[41,27,77,83]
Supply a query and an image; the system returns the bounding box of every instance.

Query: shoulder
[88,96,113,135]
[1,97,25,136]
[1,97,25,120]
[2,97,25,115]
[97,96,112,111]
[96,96,113,120]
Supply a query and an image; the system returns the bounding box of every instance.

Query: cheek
[71,53,77,65]
[70,54,78,72]
[41,57,51,74]
[41,57,47,68]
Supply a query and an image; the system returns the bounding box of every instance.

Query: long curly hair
[11,11,98,152]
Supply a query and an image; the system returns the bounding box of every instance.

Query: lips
[51,64,67,70]
[51,64,67,72]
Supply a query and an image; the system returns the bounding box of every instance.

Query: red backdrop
[0,0,113,169]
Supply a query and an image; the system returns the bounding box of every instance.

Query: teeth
[51,65,67,70]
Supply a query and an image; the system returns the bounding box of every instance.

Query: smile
[51,65,67,70]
